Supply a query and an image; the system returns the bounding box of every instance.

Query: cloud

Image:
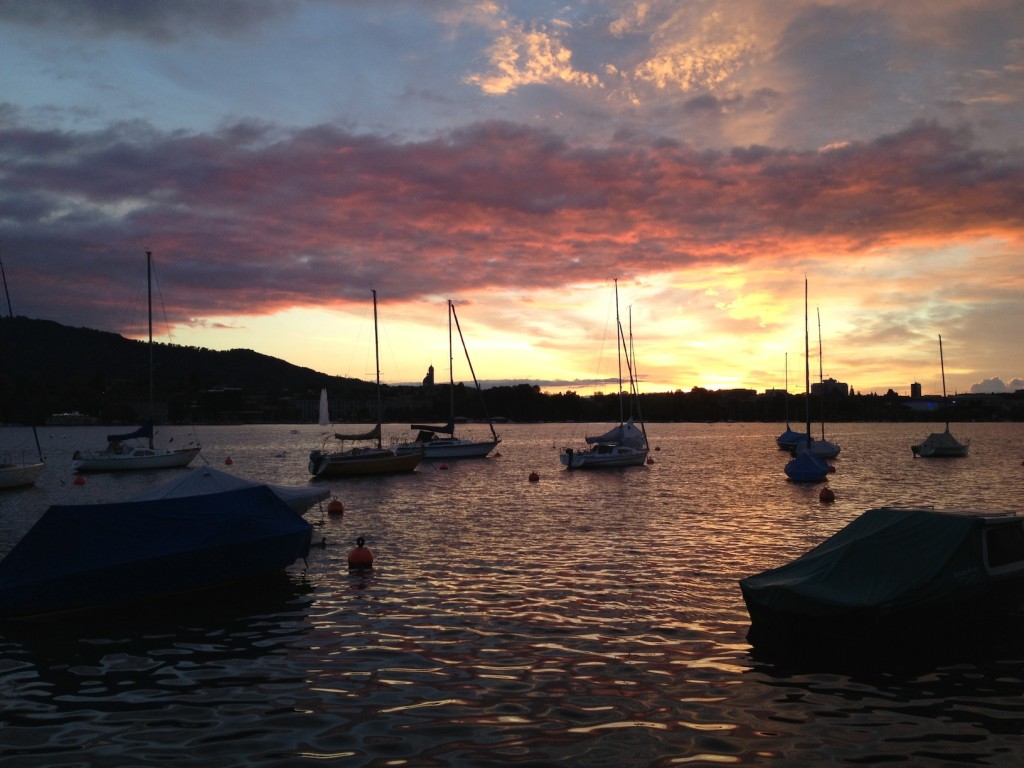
[0,0,293,42]
[1,113,1021,340]
[970,377,1024,394]
[465,20,602,95]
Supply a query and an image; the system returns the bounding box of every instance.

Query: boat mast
[0,251,13,318]
[624,304,648,444]
[614,279,625,426]
[817,307,825,440]
[803,278,812,449]
[372,289,383,449]
[448,299,455,427]
[146,250,154,450]
[784,352,790,428]
[939,334,949,432]
[450,301,499,442]
[1,250,44,462]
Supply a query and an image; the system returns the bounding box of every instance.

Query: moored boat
[561,281,649,470]
[0,485,313,621]
[396,300,500,460]
[309,290,423,478]
[912,335,969,458]
[776,353,808,450]
[70,252,201,473]
[72,422,201,472]
[740,506,1024,649]
[784,278,831,482]
[0,460,45,490]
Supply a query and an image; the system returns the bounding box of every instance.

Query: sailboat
[561,281,649,470]
[776,352,807,450]
[308,290,424,478]
[0,253,45,489]
[793,308,841,459]
[912,335,970,458]
[785,279,831,483]
[72,252,201,472]
[397,300,500,459]
[318,388,329,427]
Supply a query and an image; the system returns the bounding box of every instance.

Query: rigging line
[0,250,14,318]
[449,300,498,441]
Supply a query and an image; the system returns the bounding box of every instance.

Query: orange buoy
[327,499,344,516]
[494,451,501,457]
[348,537,374,569]
[73,475,86,485]
[224,456,233,465]
[820,486,835,503]
[439,463,449,470]
[528,471,539,482]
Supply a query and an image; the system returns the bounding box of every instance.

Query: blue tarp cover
[0,485,312,619]
[106,421,154,443]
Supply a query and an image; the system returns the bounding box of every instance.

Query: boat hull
[561,444,649,470]
[399,438,499,459]
[72,446,201,472]
[775,426,807,450]
[0,462,45,490]
[0,486,313,621]
[309,448,423,477]
[783,449,831,482]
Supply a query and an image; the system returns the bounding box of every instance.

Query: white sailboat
[318,388,330,427]
[309,290,424,478]
[785,278,831,483]
[0,252,45,489]
[72,252,201,472]
[561,281,649,470]
[397,300,500,459]
[793,308,841,459]
[912,335,970,458]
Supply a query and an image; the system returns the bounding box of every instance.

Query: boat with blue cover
[0,484,313,620]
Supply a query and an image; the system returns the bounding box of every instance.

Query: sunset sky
[1,1,1021,398]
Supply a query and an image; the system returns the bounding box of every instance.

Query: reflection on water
[1,422,1023,765]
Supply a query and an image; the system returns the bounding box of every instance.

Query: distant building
[810,378,849,397]
[911,382,922,398]
[423,365,434,388]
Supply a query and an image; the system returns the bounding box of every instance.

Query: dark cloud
[0,0,296,42]
[1,115,1021,337]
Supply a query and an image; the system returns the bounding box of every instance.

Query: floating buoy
[439,463,449,470]
[73,475,86,485]
[528,471,539,482]
[327,499,344,516]
[224,456,233,465]
[820,486,835,503]
[655,446,661,452]
[348,537,374,569]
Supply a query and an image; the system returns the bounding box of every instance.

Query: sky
[1,0,1022,398]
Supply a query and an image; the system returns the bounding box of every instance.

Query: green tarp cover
[741,508,991,619]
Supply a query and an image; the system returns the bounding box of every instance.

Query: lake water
[1,421,1023,766]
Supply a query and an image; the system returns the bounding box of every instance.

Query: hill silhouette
[2,316,1020,425]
